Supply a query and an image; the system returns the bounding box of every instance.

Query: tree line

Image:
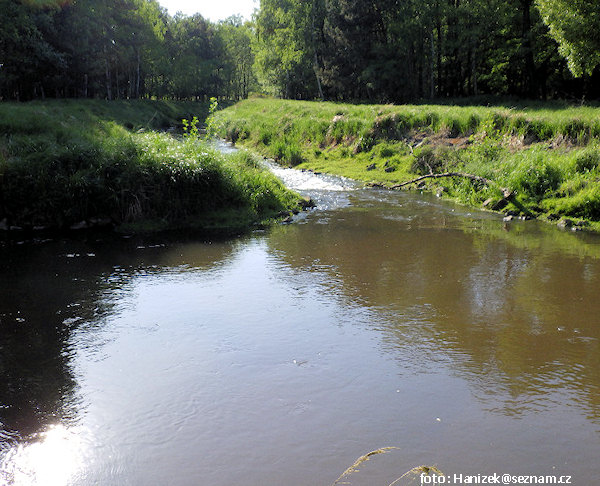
[1,0,599,103]
[254,0,600,102]
[0,0,254,101]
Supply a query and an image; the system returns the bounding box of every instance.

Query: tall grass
[214,97,600,149]
[0,100,300,232]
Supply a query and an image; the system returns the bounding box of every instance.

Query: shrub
[378,144,396,158]
[573,148,600,173]
[411,146,452,175]
[507,156,562,200]
[285,143,304,166]
[543,185,600,220]
[0,104,299,231]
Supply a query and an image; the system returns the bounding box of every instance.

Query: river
[1,147,600,485]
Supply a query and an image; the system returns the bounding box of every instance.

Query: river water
[1,149,600,485]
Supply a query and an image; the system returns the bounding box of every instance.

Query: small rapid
[214,140,359,210]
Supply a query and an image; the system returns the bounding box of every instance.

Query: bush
[411,146,452,175]
[378,144,396,158]
[573,148,600,173]
[543,185,600,220]
[507,155,562,200]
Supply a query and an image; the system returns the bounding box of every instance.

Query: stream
[1,143,600,485]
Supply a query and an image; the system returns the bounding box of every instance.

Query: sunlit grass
[213,97,600,228]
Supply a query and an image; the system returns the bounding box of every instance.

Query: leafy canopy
[536,0,600,76]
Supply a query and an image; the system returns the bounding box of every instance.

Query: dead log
[390,172,493,189]
[390,172,515,206]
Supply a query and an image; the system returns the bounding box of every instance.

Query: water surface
[1,160,600,485]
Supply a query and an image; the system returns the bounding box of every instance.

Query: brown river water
[1,148,600,485]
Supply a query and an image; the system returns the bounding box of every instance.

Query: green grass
[0,100,301,232]
[212,97,600,230]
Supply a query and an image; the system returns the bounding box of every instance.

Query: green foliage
[271,138,304,166]
[253,0,320,98]
[543,184,600,220]
[411,146,453,175]
[2,0,600,103]
[536,0,600,77]
[216,17,257,99]
[204,97,220,139]
[251,0,590,101]
[378,144,396,158]
[213,97,600,227]
[0,0,257,102]
[182,116,200,139]
[505,154,562,200]
[573,148,600,173]
[0,100,300,231]
[467,118,504,161]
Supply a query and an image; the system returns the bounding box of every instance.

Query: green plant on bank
[183,97,220,141]
[212,97,600,231]
[0,100,301,233]
[182,115,200,139]
[204,97,220,139]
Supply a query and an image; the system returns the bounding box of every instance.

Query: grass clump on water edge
[212,97,600,231]
[0,100,301,233]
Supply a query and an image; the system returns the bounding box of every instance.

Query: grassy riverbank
[0,100,302,234]
[213,97,600,231]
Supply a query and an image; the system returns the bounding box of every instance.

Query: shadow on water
[0,232,241,449]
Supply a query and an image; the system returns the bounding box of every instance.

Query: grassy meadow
[212,97,600,231]
[0,100,301,233]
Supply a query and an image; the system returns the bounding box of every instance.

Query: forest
[1,0,599,103]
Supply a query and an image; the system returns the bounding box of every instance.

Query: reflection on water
[1,170,600,485]
[1,424,84,486]
[269,198,600,419]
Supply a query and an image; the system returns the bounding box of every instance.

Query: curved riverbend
[1,153,600,485]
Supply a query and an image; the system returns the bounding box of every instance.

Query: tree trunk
[116,65,120,99]
[105,57,112,101]
[430,29,435,99]
[311,1,324,101]
[285,71,290,99]
[469,36,478,96]
[520,0,536,97]
[314,52,324,100]
[436,22,442,96]
[136,50,141,98]
[472,52,478,96]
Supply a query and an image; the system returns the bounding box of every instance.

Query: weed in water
[331,447,443,486]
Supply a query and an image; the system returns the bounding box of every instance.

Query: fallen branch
[390,172,516,206]
[391,172,492,189]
